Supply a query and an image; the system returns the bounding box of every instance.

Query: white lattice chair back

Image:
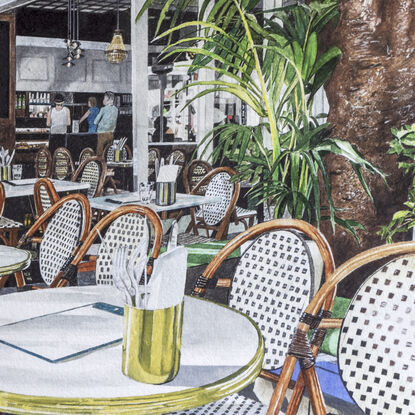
[80,160,101,198]
[39,200,84,285]
[106,146,114,162]
[39,184,53,212]
[201,172,233,226]
[338,254,415,414]
[228,230,314,370]
[96,213,149,285]
[80,149,94,164]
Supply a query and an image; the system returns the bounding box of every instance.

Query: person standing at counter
[79,97,99,133]
[46,94,71,134]
[94,91,118,133]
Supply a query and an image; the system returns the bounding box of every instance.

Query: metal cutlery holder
[155,182,176,206]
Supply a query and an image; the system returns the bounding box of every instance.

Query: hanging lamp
[105,0,128,64]
[63,0,82,67]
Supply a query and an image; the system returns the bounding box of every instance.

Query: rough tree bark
[321,0,415,295]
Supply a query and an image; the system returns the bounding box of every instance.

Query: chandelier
[105,0,128,64]
[63,0,83,67]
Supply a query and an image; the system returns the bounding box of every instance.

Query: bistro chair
[72,156,107,198]
[103,142,132,162]
[172,219,335,414]
[78,147,95,165]
[52,147,75,180]
[183,166,240,240]
[267,241,415,415]
[0,182,23,247]
[34,146,52,178]
[15,193,91,288]
[33,178,60,232]
[183,159,213,194]
[148,147,161,181]
[60,205,163,287]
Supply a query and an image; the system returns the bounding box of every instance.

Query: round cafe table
[0,245,31,276]
[0,286,264,414]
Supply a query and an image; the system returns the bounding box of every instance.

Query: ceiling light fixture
[105,0,128,64]
[63,0,83,67]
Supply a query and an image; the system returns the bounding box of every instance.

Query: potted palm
[138,0,385,241]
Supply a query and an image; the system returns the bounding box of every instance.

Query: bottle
[22,93,26,110]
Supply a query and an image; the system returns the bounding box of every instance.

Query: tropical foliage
[378,124,415,243]
[138,0,385,240]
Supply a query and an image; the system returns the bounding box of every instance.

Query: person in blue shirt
[79,97,99,133]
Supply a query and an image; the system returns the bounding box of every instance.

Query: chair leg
[0,275,8,288]
[14,271,25,288]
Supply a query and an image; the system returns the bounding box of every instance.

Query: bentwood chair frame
[183,159,213,194]
[60,205,163,286]
[52,147,75,180]
[184,166,240,240]
[78,147,95,165]
[176,219,335,414]
[16,193,91,289]
[34,146,52,178]
[148,147,161,181]
[267,241,415,415]
[33,178,60,232]
[72,156,107,198]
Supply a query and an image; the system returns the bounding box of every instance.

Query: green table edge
[0,296,265,414]
[0,249,31,277]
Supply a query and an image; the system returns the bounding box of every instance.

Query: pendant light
[105,0,128,64]
[63,0,82,67]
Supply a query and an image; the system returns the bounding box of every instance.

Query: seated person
[151,116,174,142]
[79,96,99,133]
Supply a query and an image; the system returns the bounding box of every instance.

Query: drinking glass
[12,164,23,180]
[139,182,152,204]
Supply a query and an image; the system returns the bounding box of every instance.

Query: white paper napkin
[157,165,179,182]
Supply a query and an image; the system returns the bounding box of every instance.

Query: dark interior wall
[0,21,10,119]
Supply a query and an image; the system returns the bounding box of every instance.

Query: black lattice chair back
[202,171,234,226]
[35,146,52,178]
[79,147,95,165]
[52,147,74,180]
[72,157,106,198]
[183,159,213,194]
[95,213,149,286]
[337,254,415,415]
[148,147,161,181]
[230,230,314,370]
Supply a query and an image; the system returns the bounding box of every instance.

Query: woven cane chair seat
[201,172,234,226]
[39,199,84,285]
[172,394,268,415]
[95,213,149,285]
[0,217,22,229]
[229,230,314,370]
[338,254,415,415]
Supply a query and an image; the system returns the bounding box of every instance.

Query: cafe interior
[0,0,413,414]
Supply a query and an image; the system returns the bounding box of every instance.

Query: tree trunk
[322,0,414,295]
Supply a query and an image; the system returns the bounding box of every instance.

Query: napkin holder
[155,181,176,206]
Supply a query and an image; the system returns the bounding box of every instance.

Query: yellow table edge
[0,298,265,415]
[0,249,31,277]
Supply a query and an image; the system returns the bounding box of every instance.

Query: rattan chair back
[66,205,163,287]
[72,156,107,198]
[148,147,161,181]
[17,193,91,287]
[268,241,415,415]
[35,146,52,178]
[79,147,95,165]
[183,159,213,194]
[52,147,75,180]
[33,178,60,221]
[104,143,132,162]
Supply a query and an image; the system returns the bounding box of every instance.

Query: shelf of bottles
[116,94,132,115]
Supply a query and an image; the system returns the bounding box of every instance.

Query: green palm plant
[138,0,385,240]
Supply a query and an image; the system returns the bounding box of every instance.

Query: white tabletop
[90,192,221,213]
[2,179,90,198]
[0,246,31,276]
[0,286,264,414]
